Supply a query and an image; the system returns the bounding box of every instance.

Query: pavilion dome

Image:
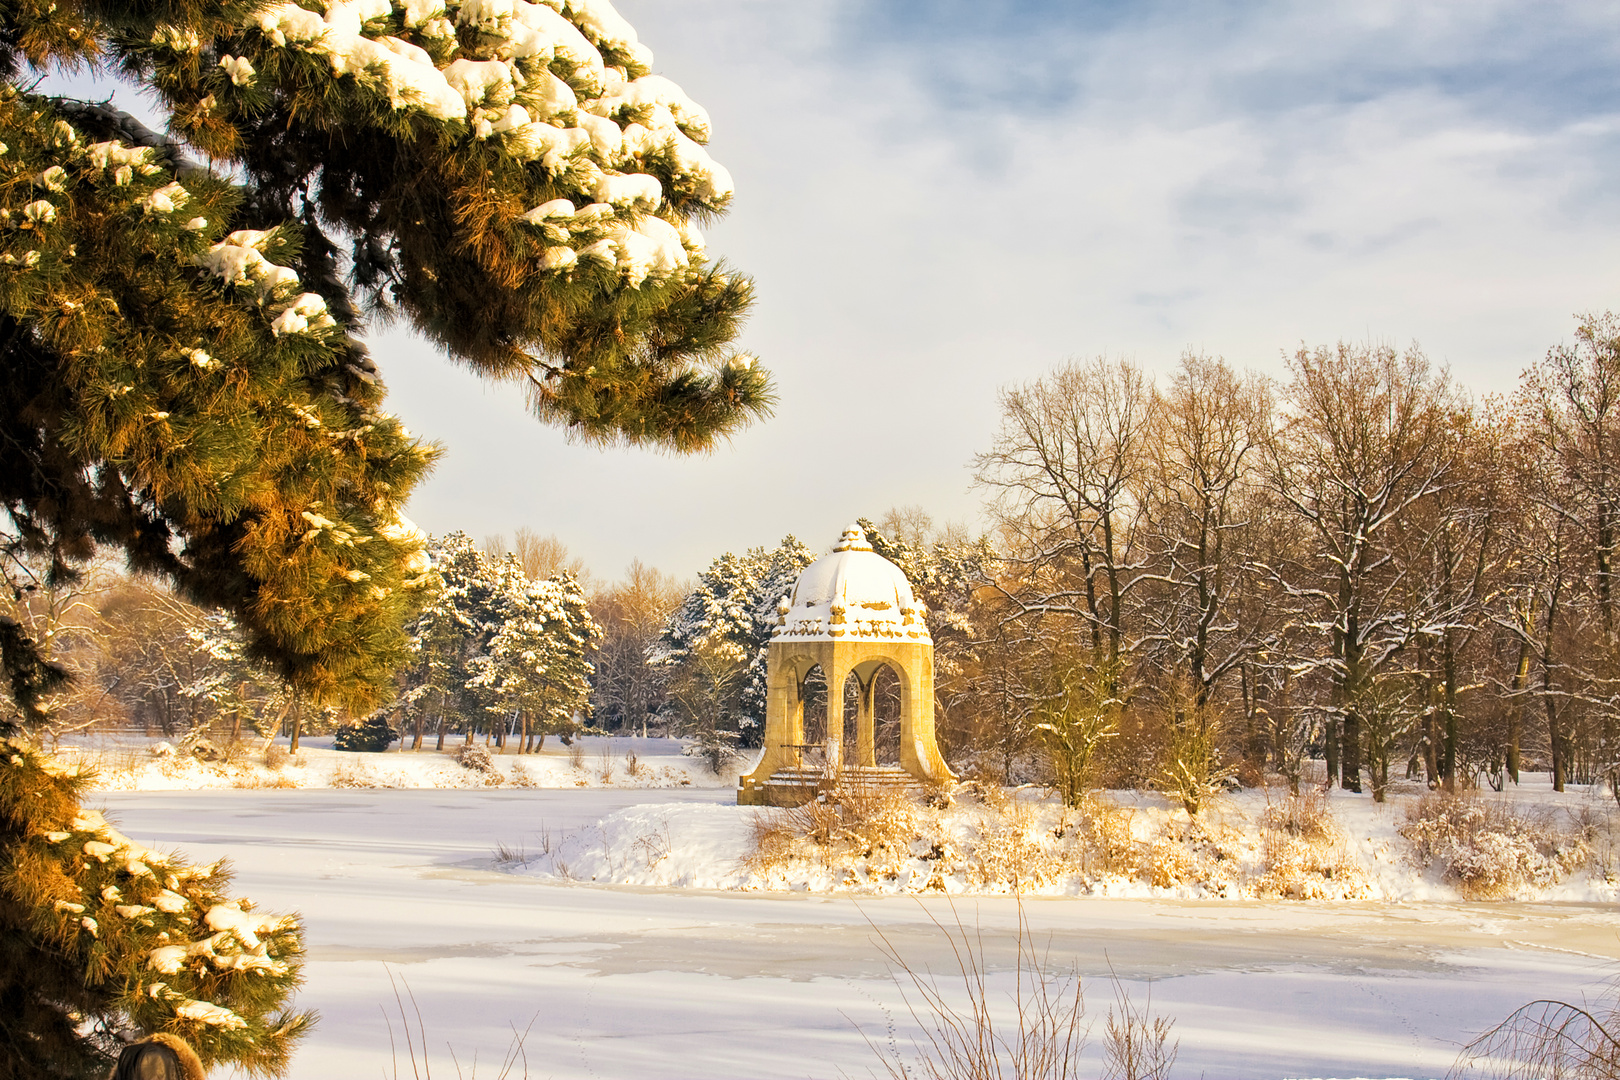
[771,525,930,643]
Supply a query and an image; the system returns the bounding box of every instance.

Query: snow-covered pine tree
[656,536,813,737]
[467,561,599,751]
[180,608,291,745]
[331,712,396,751]
[0,733,312,1080]
[1,0,769,714]
[856,516,994,659]
[398,532,503,748]
[0,1,761,1073]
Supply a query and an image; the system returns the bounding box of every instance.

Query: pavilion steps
[740,764,925,807]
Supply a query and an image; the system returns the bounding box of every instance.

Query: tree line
[12,316,1620,807]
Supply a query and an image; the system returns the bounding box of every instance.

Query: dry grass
[863,900,1092,1080]
[331,761,409,789]
[1400,792,1586,900]
[742,786,931,879]
[862,900,1178,1080]
[1252,788,1368,900]
[384,970,535,1080]
[1101,978,1178,1080]
[1448,988,1620,1079]
[235,771,299,790]
[744,784,1261,896]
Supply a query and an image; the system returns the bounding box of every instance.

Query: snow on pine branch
[240,0,728,289]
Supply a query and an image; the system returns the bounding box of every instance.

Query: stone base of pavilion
[737,764,926,807]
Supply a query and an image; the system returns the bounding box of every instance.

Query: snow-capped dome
[772,526,930,643]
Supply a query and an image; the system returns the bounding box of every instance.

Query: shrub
[1252,789,1368,899]
[1451,989,1620,1079]
[455,741,497,777]
[1151,682,1234,816]
[332,715,397,753]
[863,900,1177,1080]
[1400,793,1585,899]
[330,762,409,789]
[1034,657,1122,807]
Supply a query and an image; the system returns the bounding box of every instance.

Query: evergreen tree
[0,739,311,1079]
[0,2,764,1073]
[398,532,503,747]
[467,566,599,751]
[1,0,770,719]
[657,536,813,735]
[331,712,396,751]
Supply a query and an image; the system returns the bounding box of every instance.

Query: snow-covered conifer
[398,533,503,747]
[468,562,600,751]
[1,0,767,720]
[658,536,813,734]
[0,739,311,1078]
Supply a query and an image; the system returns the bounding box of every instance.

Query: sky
[47,1,1620,583]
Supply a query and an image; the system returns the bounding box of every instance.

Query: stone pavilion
[737,525,954,806]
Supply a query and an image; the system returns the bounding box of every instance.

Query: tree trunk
[1340,709,1362,793]
[1508,637,1529,783]
[520,712,530,754]
[1544,665,1565,793]
[289,695,303,755]
[411,708,425,751]
[1324,714,1340,788]
[1441,632,1459,789]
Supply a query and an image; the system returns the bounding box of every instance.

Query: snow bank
[505,778,1620,903]
[62,735,734,792]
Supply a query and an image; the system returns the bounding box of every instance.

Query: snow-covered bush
[332,715,397,753]
[742,785,1255,895]
[1401,793,1585,899]
[454,741,497,778]
[329,761,408,789]
[1252,790,1367,899]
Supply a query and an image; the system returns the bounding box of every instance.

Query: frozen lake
[98,788,1620,1079]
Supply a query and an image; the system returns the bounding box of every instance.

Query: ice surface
[93,780,1620,1080]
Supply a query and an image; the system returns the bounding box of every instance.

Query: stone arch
[798,663,828,755]
[869,663,903,765]
[840,670,862,762]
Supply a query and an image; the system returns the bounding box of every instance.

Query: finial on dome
[833,524,873,552]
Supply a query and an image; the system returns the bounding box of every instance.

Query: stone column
[823,657,849,777]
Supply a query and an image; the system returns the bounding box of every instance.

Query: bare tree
[1140,352,1272,714]
[1263,343,1460,793]
[483,528,594,594]
[1517,313,1620,792]
[590,560,687,735]
[975,357,1157,686]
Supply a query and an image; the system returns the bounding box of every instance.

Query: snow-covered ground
[59,733,733,791]
[94,780,1620,1080]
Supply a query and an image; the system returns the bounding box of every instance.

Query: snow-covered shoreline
[58,734,740,792]
[498,774,1620,904]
